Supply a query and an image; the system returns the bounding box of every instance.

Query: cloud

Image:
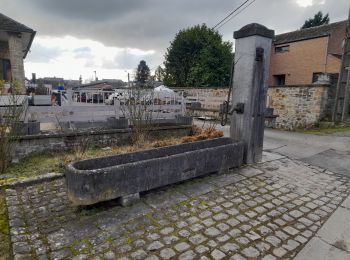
[1,0,348,80]
[27,43,64,63]
[24,36,159,80]
[74,47,94,59]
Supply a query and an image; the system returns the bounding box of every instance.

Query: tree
[154,66,165,82]
[135,60,150,85]
[0,80,27,173]
[164,24,233,87]
[302,11,330,29]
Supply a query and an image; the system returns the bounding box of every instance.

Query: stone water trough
[66,137,244,205]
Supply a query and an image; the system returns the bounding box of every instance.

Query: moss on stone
[0,193,10,259]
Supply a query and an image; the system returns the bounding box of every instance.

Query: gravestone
[230,23,274,163]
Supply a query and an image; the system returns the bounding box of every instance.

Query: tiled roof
[274,20,347,45]
[0,13,35,33]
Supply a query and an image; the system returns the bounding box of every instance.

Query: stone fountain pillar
[230,24,274,164]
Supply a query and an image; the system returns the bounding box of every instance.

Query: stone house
[269,20,347,86]
[0,13,36,93]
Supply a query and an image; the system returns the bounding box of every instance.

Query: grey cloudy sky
[1,0,349,81]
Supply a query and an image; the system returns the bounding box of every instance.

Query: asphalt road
[195,119,350,177]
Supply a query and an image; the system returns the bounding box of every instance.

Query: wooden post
[230,23,274,164]
[342,67,350,121]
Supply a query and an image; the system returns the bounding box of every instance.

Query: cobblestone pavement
[5,155,350,259]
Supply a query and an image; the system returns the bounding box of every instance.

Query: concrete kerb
[0,172,65,191]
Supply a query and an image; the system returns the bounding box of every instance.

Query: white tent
[153,85,175,98]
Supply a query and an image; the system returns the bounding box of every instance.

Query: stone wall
[12,125,192,160]
[172,87,229,118]
[8,33,25,92]
[0,41,10,59]
[267,84,330,129]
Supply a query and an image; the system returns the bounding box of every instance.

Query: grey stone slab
[111,201,152,224]
[143,189,188,209]
[341,196,350,210]
[301,149,350,176]
[238,167,263,177]
[207,172,246,187]
[261,151,285,163]
[294,237,350,260]
[317,207,350,252]
[176,180,216,197]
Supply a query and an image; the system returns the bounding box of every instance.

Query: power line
[212,0,251,30]
[216,0,257,30]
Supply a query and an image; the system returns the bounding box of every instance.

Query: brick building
[0,13,36,93]
[269,20,347,86]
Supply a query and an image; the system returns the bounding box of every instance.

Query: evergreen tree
[164,24,233,87]
[135,60,150,85]
[302,11,330,29]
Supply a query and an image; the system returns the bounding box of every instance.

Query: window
[0,59,11,81]
[273,74,286,86]
[312,72,323,83]
[275,45,289,53]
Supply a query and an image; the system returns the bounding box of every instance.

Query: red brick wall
[269,36,342,85]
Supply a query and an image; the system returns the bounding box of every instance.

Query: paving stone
[275,230,289,241]
[174,242,190,252]
[273,247,288,257]
[254,206,267,213]
[283,239,300,251]
[204,227,221,237]
[160,227,174,235]
[189,234,207,245]
[242,246,260,258]
[5,158,350,260]
[211,249,226,259]
[207,240,218,248]
[283,226,299,236]
[220,242,238,253]
[228,228,241,238]
[147,241,164,251]
[227,218,240,227]
[299,217,313,226]
[202,218,215,227]
[230,253,247,260]
[131,249,147,259]
[216,234,230,242]
[265,236,282,247]
[195,245,210,254]
[246,231,261,241]
[226,208,239,216]
[255,241,271,253]
[236,237,250,245]
[160,248,176,259]
[178,250,196,260]
[178,229,191,238]
[289,209,303,218]
[199,210,212,219]
[213,213,229,221]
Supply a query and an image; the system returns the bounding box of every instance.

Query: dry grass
[182,125,224,143]
[0,124,224,185]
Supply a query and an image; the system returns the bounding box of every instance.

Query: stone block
[118,193,140,207]
[66,137,244,205]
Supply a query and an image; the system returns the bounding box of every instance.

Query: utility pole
[128,72,130,87]
[332,8,350,122]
